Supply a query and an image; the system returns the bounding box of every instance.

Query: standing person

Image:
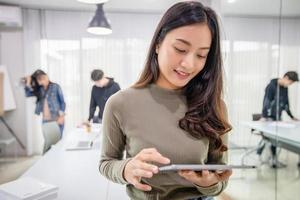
[88,69,120,123]
[258,71,299,168]
[99,2,232,200]
[261,71,299,121]
[24,69,66,135]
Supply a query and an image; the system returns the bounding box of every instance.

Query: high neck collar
[148,83,183,97]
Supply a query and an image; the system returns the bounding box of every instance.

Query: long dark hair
[30,69,48,103]
[133,1,231,153]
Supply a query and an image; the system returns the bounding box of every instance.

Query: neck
[277,78,285,87]
[103,77,110,86]
[156,76,180,90]
[43,82,50,89]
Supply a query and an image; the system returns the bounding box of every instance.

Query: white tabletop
[22,127,129,200]
[242,121,300,152]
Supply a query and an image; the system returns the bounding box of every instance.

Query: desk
[21,127,129,200]
[243,121,300,154]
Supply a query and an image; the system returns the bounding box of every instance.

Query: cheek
[190,61,206,78]
[157,48,180,73]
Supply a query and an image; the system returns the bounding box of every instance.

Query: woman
[99,1,232,200]
[24,69,66,135]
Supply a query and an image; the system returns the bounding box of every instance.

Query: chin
[171,81,189,89]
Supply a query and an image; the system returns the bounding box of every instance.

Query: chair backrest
[42,121,61,153]
[252,113,262,121]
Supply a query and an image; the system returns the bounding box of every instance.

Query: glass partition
[275,0,300,199]
[220,0,282,199]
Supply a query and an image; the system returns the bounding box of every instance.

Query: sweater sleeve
[195,101,230,196]
[99,92,131,184]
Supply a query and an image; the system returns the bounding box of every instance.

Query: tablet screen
[159,164,256,172]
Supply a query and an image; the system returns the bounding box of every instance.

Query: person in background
[88,69,120,123]
[23,69,66,135]
[99,2,232,200]
[258,71,299,168]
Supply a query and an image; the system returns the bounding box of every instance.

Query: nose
[180,53,195,71]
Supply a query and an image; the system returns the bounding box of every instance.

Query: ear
[155,43,160,54]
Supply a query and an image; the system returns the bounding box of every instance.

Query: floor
[0,149,299,200]
[0,156,41,185]
[221,147,300,200]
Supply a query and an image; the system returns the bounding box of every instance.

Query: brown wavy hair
[133,1,231,153]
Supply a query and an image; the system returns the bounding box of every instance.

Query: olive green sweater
[99,84,228,200]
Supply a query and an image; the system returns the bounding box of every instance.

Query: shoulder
[50,82,61,89]
[106,87,148,110]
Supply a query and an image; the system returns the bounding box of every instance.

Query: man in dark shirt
[88,69,120,123]
[261,71,298,121]
[259,71,299,168]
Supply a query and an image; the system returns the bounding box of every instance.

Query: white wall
[0,31,27,156]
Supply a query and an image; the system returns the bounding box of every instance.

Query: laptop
[65,140,93,151]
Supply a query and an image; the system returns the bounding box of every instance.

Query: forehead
[37,74,47,80]
[163,23,212,47]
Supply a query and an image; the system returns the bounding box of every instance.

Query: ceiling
[0,0,299,17]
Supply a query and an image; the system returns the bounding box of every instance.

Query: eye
[197,54,207,59]
[174,46,186,53]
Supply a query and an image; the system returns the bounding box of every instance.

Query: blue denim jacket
[25,83,66,120]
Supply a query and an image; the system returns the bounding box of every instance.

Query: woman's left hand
[178,169,232,187]
[57,116,65,125]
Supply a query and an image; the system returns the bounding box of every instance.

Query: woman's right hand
[123,148,170,191]
[26,76,31,87]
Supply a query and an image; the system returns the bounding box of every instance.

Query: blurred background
[0,0,299,200]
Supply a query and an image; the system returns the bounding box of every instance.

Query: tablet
[159,164,256,172]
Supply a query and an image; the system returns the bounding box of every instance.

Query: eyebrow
[175,38,210,50]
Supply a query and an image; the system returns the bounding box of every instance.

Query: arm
[24,86,35,97]
[88,87,97,121]
[56,84,66,115]
[284,90,295,119]
[99,94,131,184]
[262,83,275,118]
[179,101,231,196]
[196,101,229,196]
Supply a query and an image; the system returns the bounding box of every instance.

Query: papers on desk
[0,177,58,200]
[267,121,298,128]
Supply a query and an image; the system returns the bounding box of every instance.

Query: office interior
[0,0,299,200]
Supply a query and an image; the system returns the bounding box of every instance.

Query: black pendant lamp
[87,3,112,35]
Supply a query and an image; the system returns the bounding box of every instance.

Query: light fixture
[77,0,109,4]
[227,0,236,3]
[87,4,112,35]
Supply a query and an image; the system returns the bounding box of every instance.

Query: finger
[136,160,159,174]
[137,152,170,164]
[132,169,153,178]
[178,170,199,183]
[201,170,210,177]
[132,178,152,191]
[141,148,159,154]
[216,170,232,181]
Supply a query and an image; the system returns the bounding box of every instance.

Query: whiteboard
[0,65,17,111]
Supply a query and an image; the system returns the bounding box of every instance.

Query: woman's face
[37,75,49,87]
[156,23,212,89]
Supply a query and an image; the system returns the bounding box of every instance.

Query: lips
[174,69,190,80]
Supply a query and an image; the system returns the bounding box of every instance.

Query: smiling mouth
[174,69,190,79]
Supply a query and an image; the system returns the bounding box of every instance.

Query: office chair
[241,113,265,165]
[42,121,61,154]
